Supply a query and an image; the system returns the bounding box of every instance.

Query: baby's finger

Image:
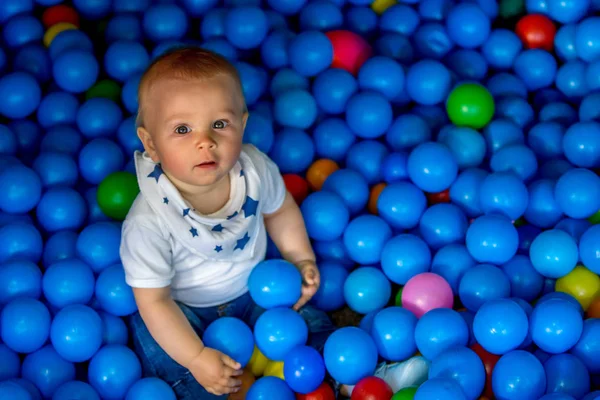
[304,268,316,285]
[221,354,241,370]
[223,365,244,377]
[219,377,242,388]
[293,294,309,311]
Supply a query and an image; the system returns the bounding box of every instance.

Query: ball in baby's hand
[248,259,302,309]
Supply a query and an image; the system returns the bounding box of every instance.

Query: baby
[120,47,335,399]
[120,46,429,400]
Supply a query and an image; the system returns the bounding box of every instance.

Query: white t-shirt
[119,144,287,308]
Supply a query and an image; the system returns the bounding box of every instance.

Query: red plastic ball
[350,377,393,400]
[296,382,336,400]
[427,189,450,205]
[471,343,501,399]
[42,5,80,28]
[283,173,309,205]
[325,30,372,76]
[515,14,556,51]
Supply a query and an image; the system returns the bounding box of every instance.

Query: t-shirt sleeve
[120,220,174,288]
[244,144,287,214]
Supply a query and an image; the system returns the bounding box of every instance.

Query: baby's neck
[177,174,231,216]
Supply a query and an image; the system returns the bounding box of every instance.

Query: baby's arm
[133,286,243,395]
[264,191,320,309]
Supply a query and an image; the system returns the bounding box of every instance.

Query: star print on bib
[134,150,263,262]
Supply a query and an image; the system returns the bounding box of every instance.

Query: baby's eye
[212,120,229,129]
[175,125,190,134]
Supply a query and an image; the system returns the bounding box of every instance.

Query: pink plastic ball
[401,272,454,318]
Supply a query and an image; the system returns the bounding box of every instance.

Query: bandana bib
[134,151,263,262]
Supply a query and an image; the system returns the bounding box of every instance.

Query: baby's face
[139,74,248,191]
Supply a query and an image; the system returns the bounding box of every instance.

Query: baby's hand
[293,260,321,310]
[189,347,243,396]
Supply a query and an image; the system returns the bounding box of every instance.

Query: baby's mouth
[195,160,217,168]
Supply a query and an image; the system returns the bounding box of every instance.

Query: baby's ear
[241,111,249,132]
[137,127,160,162]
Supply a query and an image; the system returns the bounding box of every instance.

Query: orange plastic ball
[306,159,339,191]
[427,189,450,205]
[325,30,372,76]
[368,183,386,215]
[586,296,600,319]
[516,14,556,51]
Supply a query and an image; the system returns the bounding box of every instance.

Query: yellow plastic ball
[247,346,268,377]
[44,22,78,47]
[372,0,397,14]
[263,360,285,380]
[555,265,600,311]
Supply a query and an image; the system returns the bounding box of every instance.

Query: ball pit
[1,0,600,399]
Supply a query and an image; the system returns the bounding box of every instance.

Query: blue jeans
[129,292,336,400]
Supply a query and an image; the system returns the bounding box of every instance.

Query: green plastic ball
[86,79,121,102]
[395,287,403,306]
[392,386,418,399]
[446,83,495,130]
[97,172,140,221]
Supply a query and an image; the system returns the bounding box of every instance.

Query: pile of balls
[1,0,600,399]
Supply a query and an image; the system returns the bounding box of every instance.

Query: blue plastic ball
[1,298,50,354]
[343,267,391,314]
[490,144,538,181]
[0,222,42,264]
[381,5,420,35]
[36,188,87,233]
[479,172,528,220]
[544,353,589,399]
[514,49,557,91]
[459,264,511,312]
[386,114,431,151]
[345,91,393,139]
[313,238,353,268]
[345,140,388,184]
[260,30,292,70]
[357,56,404,100]
[548,0,590,24]
[556,60,589,98]
[50,305,103,362]
[419,203,468,250]
[3,14,43,49]
[274,89,318,129]
[104,41,149,83]
[466,214,518,264]
[225,6,267,49]
[268,0,307,15]
[270,68,309,98]
[301,191,350,241]
[40,126,82,156]
[0,0,34,24]
[203,317,254,367]
[0,72,41,119]
[33,152,78,189]
[105,14,143,43]
[406,60,451,105]
[414,22,454,59]
[311,262,348,312]
[95,265,137,317]
[446,49,488,81]
[324,326,378,384]
[178,0,219,16]
[415,377,467,400]
[54,381,100,400]
[415,308,469,361]
[299,1,343,30]
[482,29,522,69]
[143,4,188,42]
[381,234,431,285]
[53,50,99,93]
[525,179,564,228]
[487,73,528,98]
[527,122,564,160]
[76,222,121,273]
[0,259,41,306]
[312,68,358,114]
[42,258,95,309]
[73,0,111,19]
[428,346,486,400]
[289,31,334,77]
[473,299,529,355]
[343,215,392,265]
[268,128,314,174]
[530,229,578,279]
[0,164,41,214]
[539,102,577,126]
[408,142,458,193]
[431,244,476,293]
[254,307,308,361]
[248,259,302,309]
[48,29,94,61]
[88,345,142,400]
[236,62,267,106]
[22,344,75,399]
[375,33,414,64]
[283,345,325,394]
[371,307,417,361]
[531,298,583,354]
[247,376,294,400]
[580,92,600,121]
[322,169,368,215]
[555,168,600,219]
[563,121,600,168]
[437,126,486,169]
[78,139,125,184]
[36,92,79,129]
[377,182,426,230]
[0,344,20,381]
[446,3,491,48]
